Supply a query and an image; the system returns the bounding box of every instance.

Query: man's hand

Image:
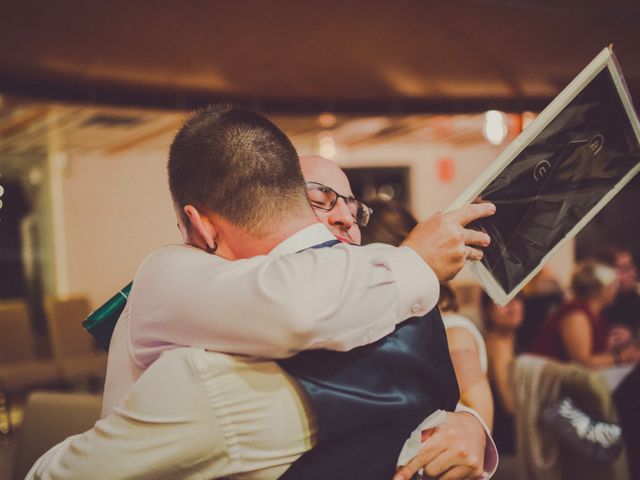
[394,411,486,480]
[402,203,495,282]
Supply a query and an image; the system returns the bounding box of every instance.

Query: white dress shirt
[29,224,496,480]
[30,348,314,479]
[102,223,439,416]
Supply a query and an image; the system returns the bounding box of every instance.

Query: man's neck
[226,212,321,259]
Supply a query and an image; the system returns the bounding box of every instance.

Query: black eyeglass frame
[305,181,373,227]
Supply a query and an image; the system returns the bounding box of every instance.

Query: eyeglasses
[305,181,373,227]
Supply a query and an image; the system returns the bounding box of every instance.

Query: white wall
[60,145,180,307]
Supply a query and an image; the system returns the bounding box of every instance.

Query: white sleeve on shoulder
[130,244,439,366]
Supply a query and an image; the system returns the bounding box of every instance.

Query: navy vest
[277,242,459,479]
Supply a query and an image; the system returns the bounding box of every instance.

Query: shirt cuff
[455,404,499,479]
[397,406,498,479]
[397,410,448,467]
[370,244,440,321]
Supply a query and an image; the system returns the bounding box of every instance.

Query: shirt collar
[269,223,337,257]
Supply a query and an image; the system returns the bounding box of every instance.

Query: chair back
[511,354,629,480]
[12,391,102,480]
[0,300,36,363]
[44,296,95,360]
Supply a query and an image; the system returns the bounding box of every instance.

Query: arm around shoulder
[130,243,440,365]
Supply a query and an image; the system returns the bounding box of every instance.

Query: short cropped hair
[168,104,308,236]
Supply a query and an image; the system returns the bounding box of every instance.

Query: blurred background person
[531,259,640,368]
[596,246,640,342]
[481,292,524,456]
[517,266,565,353]
[439,285,493,429]
[360,199,417,247]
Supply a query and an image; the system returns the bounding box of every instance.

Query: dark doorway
[343,167,410,204]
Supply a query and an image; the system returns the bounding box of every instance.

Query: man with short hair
[298,155,498,480]
[30,105,496,480]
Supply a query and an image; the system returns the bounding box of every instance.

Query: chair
[12,391,102,480]
[511,354,629,480]
[44,296,107,384]
[0,300,38,364]
[0,300,60,395]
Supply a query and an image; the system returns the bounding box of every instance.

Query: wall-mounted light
[318,133,337,159]
[482,110,508,145]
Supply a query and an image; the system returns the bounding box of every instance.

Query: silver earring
[206,240,218,254]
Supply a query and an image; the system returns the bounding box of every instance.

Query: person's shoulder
[557,301,592,322]
[133,244,222,283]
[443,313,482,345]
[139,244,203,268]
[442,313,481,334]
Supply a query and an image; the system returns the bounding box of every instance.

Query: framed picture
[449,47,640,305]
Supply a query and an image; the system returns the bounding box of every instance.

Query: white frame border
[448,48,640,305]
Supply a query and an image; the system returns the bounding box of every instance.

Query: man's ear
[183,205,218,251]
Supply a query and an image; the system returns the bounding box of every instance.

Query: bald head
[300,156,362,245]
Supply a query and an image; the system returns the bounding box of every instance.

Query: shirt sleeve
[454,404,499,478]
[130,244,439,367]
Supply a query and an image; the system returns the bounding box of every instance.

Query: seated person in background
[596,246,640,342]
[358,197,494,428]
[518,266,565,352]
[481,293,524,455]
[439,284,493,429]
[531,259,640,368]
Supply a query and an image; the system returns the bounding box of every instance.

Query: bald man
[300,155,363,245]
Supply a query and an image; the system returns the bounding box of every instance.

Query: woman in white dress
[361,198,494,429]
[439,285,493,430]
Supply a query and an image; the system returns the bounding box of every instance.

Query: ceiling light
[318,133,336,159]
[482,110,508,145]
[318,112,337,128]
